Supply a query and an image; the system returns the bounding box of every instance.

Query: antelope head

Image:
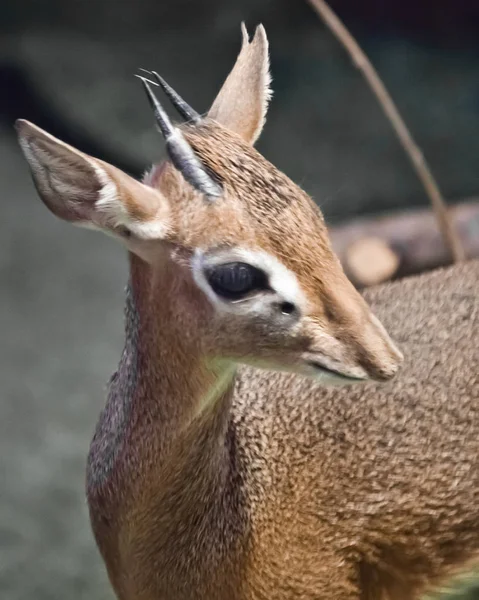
[16,25,402,384]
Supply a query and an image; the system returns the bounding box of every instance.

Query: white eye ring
[192,247,307,314]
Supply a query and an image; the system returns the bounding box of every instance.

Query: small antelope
[17,25,479,600]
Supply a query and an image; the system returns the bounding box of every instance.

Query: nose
[320,271,403,382]
[356,314,403,381]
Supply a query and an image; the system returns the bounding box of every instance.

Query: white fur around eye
[191,247,307,313]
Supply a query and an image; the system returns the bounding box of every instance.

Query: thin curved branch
[306,0,465,262]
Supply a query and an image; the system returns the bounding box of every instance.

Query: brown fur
[151,120,402,381]
[15,23,478,600]
[86,256,478,600]
[240,263,479,599]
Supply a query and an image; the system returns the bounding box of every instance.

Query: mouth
[306,360,367,382]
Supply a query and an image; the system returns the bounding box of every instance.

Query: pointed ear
[15,120,170,240]
[209,24,272,145]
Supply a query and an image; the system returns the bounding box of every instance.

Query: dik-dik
[17,25,479,600]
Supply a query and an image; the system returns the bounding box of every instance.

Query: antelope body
[17,25,479,600]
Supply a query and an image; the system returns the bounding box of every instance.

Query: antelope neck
[87,253,236,495]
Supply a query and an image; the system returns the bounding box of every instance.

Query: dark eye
[205,262,268,300]
[280,301,296,315]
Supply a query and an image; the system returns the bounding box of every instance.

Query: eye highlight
[205,262,268,300]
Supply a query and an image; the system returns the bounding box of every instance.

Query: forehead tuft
[183,121,299,215]
[183,120,328,241]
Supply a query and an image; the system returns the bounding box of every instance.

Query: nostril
[383,363,400,380]
[373,355,402,381]
[363,363,398,383]
[280,301,296,315]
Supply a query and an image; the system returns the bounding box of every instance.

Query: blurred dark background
[1,1,478,598]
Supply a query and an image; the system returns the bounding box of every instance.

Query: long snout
[315,275,404,383]
[354,313,403,381]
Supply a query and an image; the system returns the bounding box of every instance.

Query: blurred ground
[0,1,478,599]
[0,126,120,598]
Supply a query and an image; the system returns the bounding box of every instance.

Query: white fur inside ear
[129,219,170,240]
[192,247,307,313]
[93,164,124,224]
[93,164,169,240]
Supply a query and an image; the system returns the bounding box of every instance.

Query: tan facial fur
[16,23,401,384]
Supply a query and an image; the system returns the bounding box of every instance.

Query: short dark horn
[148,70,201,124]
[136,75,221,199]
[136,75,175,139]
